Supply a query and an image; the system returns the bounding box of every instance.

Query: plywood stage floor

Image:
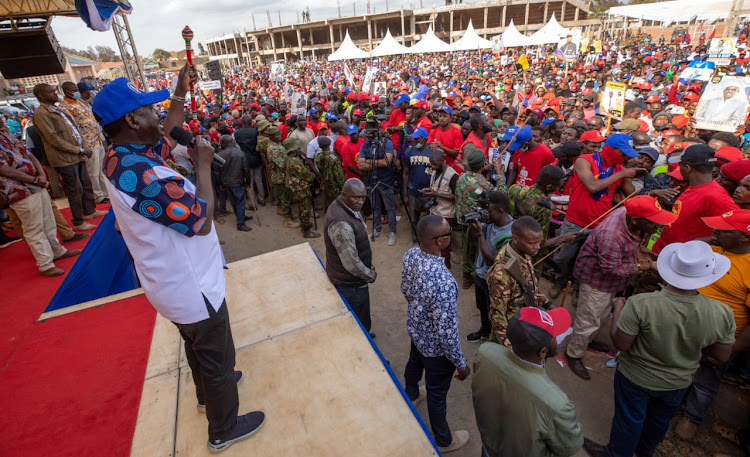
[129,243,438,457]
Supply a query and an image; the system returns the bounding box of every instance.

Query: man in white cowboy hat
[583,240,735,457]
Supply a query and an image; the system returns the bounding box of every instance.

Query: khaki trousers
[10,191,67,271]
[566,281,613,359]
[85,144,109,202]
[5,197,75,241]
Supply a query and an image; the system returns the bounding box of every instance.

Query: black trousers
[173,298,239,440]
[336,284,371,331]
[55,162,96,226]
[474,276,491,335]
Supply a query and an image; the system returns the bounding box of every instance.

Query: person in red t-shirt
[460,114,492,172]
[385,94,410,145]
[306,108,326,136]
[340,124,365,181]
[549,133,642,297]
[412,100,433,130]
[508,126,555,187]
[652,144,740,253]
[333,121,348,157]
[428,105,464,173]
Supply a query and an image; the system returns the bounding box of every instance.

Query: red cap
[358,93,370,101]
[369,95,379,104]
[624,195,679,225]
[683,92,700,102]
[702,210,750,234]
[671,115,688,129]
[637,119,650,132]
[687,84,702,94]
[661,129,682,137]
[720,159,750,183]
[665,141,689,155]
[346,92,357,101]
[352,109,363,116]
[412,100,428,110]
[580,130,605,142]
[716,146,744,164]
[645,95,660,103]
[516,307,572,339]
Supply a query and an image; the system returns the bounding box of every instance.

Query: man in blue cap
[77,81,96,107]
[507,125,555,188]
[548,133,643,298]
[385,93,410,147]
[93,64,265,453]
[402,127,433,242]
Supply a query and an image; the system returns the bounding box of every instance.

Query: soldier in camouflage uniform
[486,216,548,346]
[255,119,273,204]
[284,137,320,238]
[454,146,507,289]
[313,136,345,211]
[268,128,299,229]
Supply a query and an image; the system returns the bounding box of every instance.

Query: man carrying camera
[358,121,397,246]
[422,149,459,266]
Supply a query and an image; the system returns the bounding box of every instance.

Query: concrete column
[269,32,278,60]
[544,2,549,23]
[502,5,506,27]
[310,28,315,59]
[574,7,579,22]
[329,24,336,52]
[280,31,286,49]
[561,1,567,23]
[450,10,454,43]
[524,1,530,30]
[296,28,303,59]
[367,18,373,50]
[401,10,406,44]
[483,7,488,37]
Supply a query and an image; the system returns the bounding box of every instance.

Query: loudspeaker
[0,25,65,79]
[205,60,222,80]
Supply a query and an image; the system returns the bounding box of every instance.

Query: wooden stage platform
[128,243,439,456]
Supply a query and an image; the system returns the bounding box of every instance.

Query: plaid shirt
[573,207,642,293]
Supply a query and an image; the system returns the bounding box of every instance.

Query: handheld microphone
[169,126,225,168]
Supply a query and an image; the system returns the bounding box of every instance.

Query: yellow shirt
[699,245,750,337]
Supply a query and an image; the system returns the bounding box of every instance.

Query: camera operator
[421,149,459,267]
[358,122,397,246]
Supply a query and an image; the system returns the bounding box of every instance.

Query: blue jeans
[371,185,396,234]
[681,356,735,424]
[606,370,687,457]
[404,341,455,447]
[336,284,371,332]
[227,186,247,227]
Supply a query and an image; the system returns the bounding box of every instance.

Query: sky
[52,0,444,58]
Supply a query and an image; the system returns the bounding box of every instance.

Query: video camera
[462,191,490,224]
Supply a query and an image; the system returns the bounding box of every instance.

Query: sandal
[713,424,741,446]
[214,216,226,225]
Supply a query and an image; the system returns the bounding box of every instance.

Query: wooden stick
[559,280,572,308]
[246,185,261,227]
[533,188,640,267]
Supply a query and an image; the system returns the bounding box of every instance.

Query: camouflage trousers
[273,183,291,219]
[290,192,312,230]
[462,229,478,274]
[320,186,339,213]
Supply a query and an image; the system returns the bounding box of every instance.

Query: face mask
[600,145,626,166]
[72,92,82,100]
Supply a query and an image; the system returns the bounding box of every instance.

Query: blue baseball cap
[605,133,638,157]
[507,126,533,152]
[309,107,319,114]
[92,77,170,126]
[393,94,411,106]
[541,117,557,128]
[502,125,519,141]
[326,113,339,120]
[437,105,453,115]
[407,127,428,139]
[77,81,95,92]
[346,124,359,135]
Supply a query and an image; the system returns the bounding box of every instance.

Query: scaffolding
[111,13,146,88]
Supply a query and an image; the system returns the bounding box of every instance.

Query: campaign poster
[600,81,627,119]
[362,66,376,93]
[708,37,738,56]
[373,81,387,96]
[291,91,308,111]
[555,30,582,62]
[343,62,355,86]
[693,75,750,132]
[679,60,716,82]
[492,35,503,52]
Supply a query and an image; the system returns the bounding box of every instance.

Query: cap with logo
[346,124,359,135]
[438,105,453,115]
[407,127,429,139]
[580,130,605,143]
[506,307,572,354]
[604,133,638,157]
[92,77,170,126]
[624,195,679,225]
[393,94,411,106]
[668,144,717,164]
[507,126,533,152]
[702,210,750,234]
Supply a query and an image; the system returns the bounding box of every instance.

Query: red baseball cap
[358,93,370,101]
[720,159,750,183]
[352,109,363,116]
[412,100,428,110]
[507,307,572,352]
[624,195,679,225]
[369,95,379,104]
[666,168,684,181]
[716,146,744,164]
[645,95,660,103]
[580,130,605,142]
[702,210,750,234]
[661,129,682,137]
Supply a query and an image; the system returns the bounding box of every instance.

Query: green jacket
[472,343,583,457]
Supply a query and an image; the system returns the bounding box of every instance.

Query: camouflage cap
[256,119,271,132]
[283,137,302,152]
[266,126,281,136]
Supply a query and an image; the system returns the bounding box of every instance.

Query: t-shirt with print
[512,143,555,187]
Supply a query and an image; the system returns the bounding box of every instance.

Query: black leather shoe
[565,353,591,380]
[582,437,607,457]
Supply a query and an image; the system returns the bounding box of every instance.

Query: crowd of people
[2,22,750,456]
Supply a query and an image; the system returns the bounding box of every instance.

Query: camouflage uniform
[455,172,507,275]
[507,183,552,275]
[314,150,346,210]
[256,133,272,202]
[267,140,291,218]
[486,242,546,346]
[285,152,315,230]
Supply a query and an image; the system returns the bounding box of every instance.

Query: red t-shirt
[652,180,739,253]
[428,125,464,170]
[386,108,407,144]
[415,116,433,131]
[512,143,555,187]
[280,123,289,141]
[333,134,348,157]
[307,120,325,136]
[565,154,624,228]
[340,138,365,181]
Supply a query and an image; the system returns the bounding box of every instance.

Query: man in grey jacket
[218,135,251,231]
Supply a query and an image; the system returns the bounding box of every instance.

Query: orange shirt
[700,246,750,337]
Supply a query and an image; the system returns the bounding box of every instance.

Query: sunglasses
[432,227,453,240]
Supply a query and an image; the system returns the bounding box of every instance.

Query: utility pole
[337,0,341,17]
[385,0,389,11]
[367,0,371,14]
[278,10,282,26]
[297,11,300,23]
[353,2,356,16]
[266,10,272,27]
[252,13,257,30]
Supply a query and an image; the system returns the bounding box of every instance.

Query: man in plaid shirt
[565,196,677,380]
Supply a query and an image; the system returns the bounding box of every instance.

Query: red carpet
[0,203,109,372]
[0,294,156,457]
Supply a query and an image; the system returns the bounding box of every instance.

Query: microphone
[169,126,225,168]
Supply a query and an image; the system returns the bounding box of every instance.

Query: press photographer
[358,121,397,246]
[421,148,459,267]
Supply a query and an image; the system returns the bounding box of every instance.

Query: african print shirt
[0,132,42,204]
[102,138,207,237]
[59,98,103,151]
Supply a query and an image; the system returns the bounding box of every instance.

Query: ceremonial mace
[182,26,197,119]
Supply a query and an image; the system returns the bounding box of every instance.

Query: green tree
[95,45,117,62]
[152,48,171,61]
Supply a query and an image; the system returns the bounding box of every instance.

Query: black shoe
[369,332,376,339]
[97,197,110,204]
[198,371,243,412]
[63,233,90,243]
[466,330,490,342]
[244,214,253,220]
[588,341,611,353]
[207,411,265,453]
[237,225,252,232]
[565,353,591,380]
[582,437,607,457]
[0,236,22,248]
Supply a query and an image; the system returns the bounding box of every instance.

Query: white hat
[657,241,730,290]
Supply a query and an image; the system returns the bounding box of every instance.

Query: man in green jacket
[472,307,583,457]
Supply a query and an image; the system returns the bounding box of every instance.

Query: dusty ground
[217,198,748,457]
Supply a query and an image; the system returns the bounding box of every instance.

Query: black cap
[553,141,584,158]
[507,314,554,354]
[668,143,717,164]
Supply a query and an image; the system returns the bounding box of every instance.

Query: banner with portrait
[708,37,738,57]
[693,75,750,133]
[600,81,627,119]
[554,30,582,62]
[373,82,387,96]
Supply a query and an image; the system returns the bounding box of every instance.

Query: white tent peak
[498,19,531,48]
[370,28,410,57]
[451,19,493,51]
[408,25,452,54]
[527,14,571,46]
[328,30,370,61]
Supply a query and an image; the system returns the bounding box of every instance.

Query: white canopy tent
[606,0,732,25]
[527,14,570,46]
[496,20,531,48]
[408,25,452,54]
[451,19,493,51]
[370,29,410,57]
[327,31,370,61]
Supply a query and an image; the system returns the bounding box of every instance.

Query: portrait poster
[373,82,387,96]
[291,91,309,111]
[343,62,355,86]
[679,60,716,82]
[362,66,376,93]
[693,75,750,133]
[708,38,738,57]
[492,35,503,52]
[600,81,627,119]
[555,30,582,62]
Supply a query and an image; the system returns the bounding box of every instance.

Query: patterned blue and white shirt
[401,247,466,369]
